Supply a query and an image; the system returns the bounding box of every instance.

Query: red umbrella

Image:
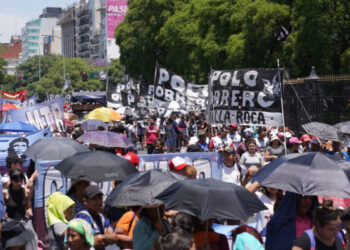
[1,103,20,112]
[64,119,74,127]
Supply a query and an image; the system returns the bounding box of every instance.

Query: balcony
[78,9,89,18]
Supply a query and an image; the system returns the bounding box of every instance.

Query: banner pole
[152,62,158,115]
[277,59,287,155]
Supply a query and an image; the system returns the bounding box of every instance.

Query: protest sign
[207,68,284,126]
[33,152,222,244]
[151,65,208,111]
[7,98,65,132]
[106,78,138,108]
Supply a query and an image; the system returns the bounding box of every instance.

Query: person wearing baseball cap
[287,137,302,154]
[75,185,118,249]
[228,124,241,150]
[169,156,191,177]
[124,152,140,169]
[300,134,312,153]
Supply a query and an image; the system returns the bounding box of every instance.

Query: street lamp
[41,35,66,81]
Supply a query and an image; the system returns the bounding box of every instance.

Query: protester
[164,118,178,153]
[133,204,170,250]
[75,185,117,249]
[124,152,140,169]
[292,200,344,250]
[341,206,350,249]
[239,140,264,173]
[4,169,32,219]
[231,225,264,250]
[153,139,165,154]
[144,117,160,154]
[310,137,323,152]
[152,231,195,250]
[46,192,75,250]
[221,146,250,186]
[265,135,285,161]
[65,218,95,250]
[177,116,187,148]
[169,156,192,177]
[288,137,302,154]
[67,179,90,216]
[255,127,268,153]
[299,134,312,153]
[209,126,232,152]
[114,207,141,249]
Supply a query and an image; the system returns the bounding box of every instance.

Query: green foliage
[14,55,108,100]
[116,0,350,82]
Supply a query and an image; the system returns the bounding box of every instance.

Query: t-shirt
[227,133,241,149]
[255,192,275,233]
[239,152,263,168]
[293,231,344,250]
[209,136,233,152]
[266,144,285,158]
[221,163,247,186]
[296,216,312,238]
[117,211,139,237]
[255,137,268,152]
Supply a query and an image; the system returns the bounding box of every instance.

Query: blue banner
[7,98,65,132]
[21,95,37,108]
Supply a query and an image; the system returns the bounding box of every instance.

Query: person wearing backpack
[221,146,250,186]
[292,200,345,250]
[75,185,119,249]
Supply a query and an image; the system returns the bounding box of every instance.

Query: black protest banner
[151,65,208,111]
[207,68,283,126]
[106,77,138,108]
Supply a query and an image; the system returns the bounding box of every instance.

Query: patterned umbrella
[77,131,134,148]
[302,121,345,141]
[84,107,123,122]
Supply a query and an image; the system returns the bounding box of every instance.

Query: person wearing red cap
[124,152,140,169]
[287,137,302,154]
[300,134,312,153]
[227,124,241,150]
[169,156,198,178]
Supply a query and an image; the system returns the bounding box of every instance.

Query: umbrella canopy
[252,152,350,198]
[105,169,186,207]
[55,151,138,182]
[0,121,38,133]
[77,131,134,148]
[334,121,350,134]
[85,107,123,122]
[156,178,266,221]
[81,119,108,131]
[24,137,90,161]
[116,107,135,117]
[302,122,345,141]
[1,103,19,112]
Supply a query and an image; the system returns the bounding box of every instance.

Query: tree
[116,0,350,82]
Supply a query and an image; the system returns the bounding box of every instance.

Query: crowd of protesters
[2,110,350,250]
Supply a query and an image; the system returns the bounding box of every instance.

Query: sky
[0,0,77,43]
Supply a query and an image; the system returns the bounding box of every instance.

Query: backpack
[304,229,346,250]
[77,210,106,234]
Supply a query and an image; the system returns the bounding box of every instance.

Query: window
[28,29,40,33]
[28,36,39,40]
[28,42,38,46]
[28,49,37,53]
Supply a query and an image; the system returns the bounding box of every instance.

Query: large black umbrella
[302,122,345,141]
[155,178,266,221]
[55,151,138,182]
[252,152,350,197]
[334,121,350,134]
[24,137,90,161]
[105,169,186,207]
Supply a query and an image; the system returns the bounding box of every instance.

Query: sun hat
[270,135,279,142]
[289,137,302,144]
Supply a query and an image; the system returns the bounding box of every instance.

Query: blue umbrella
[81,119,108,131]
[0,121,38,132]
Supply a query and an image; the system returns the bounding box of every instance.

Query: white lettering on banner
[158,68,170,85]
[244,70,258,87]
[257,91,274,108]
[209,110,283,126]
[107,5,128,13]
[111,93,120,102]
[148,85,154,95]
[170,75,185,92]
[127,93,135,105]
[210,71,221,86]
[26,110,45,130]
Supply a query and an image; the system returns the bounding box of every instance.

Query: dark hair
[6,155,24,169]
[171,212,196,234]
[231,225,263,244]
[341,207,350,221]
[9,169,24,181]
[152,231,194,250]
[313,200,342,227]
[247,139,257,146]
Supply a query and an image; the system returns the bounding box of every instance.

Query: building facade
[0,36,22,75]
[58,4,77,58]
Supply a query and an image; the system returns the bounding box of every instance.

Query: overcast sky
[0,0,77,43]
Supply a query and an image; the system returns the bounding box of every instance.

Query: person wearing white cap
[265,135,285,162]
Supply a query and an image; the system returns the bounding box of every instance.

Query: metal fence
[283,74,350,134]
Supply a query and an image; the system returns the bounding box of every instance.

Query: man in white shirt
[209,127,233,152]
[221,146,250,186]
